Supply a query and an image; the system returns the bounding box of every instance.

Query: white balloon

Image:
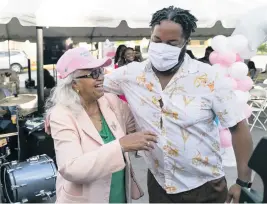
[212,64,229,77]
[234,90,250,104]
[224,77,235,89]
[212,64,222,69]
[229,62,248,80]
[228,35,248,53]
[238,48,257,59]
[211,35,229,53]
[232,6,267,57]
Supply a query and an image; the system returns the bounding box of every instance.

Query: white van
[0,50,28,72]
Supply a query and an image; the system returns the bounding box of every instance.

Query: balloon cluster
[209,35,254,148]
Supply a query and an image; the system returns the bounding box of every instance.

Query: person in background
[117,47,136,102]
[198,46,214,64]
[262,63,267,73]
[114,45,127,69]
[186,50,196,59]
[44,69,56,89]
[134,46,144,62]
[44,69,56,100]
[104,6,253,203]
[118,47,136,67]
[247,60,257,79]
[45,47,157,203]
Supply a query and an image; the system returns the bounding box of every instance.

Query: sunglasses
[75,67,104,80]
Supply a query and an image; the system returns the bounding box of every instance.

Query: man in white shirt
[104,6,253,203]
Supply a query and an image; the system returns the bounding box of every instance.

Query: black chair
[239,137,267,203]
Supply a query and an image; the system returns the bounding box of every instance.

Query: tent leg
[36,26,44,114]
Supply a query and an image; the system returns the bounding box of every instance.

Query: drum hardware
[0,151,10,164]
[0,154,57,203]
[0,93,38,163]
[35,189,56,199]
[21,198,28,203]
[26,154,54,165]
[27,155,39,162]
[28,124,44,135]
[25,59,35,89]
[11,184,27,190]
[23,119,56,165]
[7,166,22,173]
[0,95,36,107]
[0,132,18,139]
[5,148,10,157]
[0,139,11,167]
[24,117,44,135]
[45,175,56,180]
[11,160,18,165]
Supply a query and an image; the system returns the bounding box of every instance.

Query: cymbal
[0,95,36,106]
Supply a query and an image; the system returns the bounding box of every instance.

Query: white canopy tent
[0,18,234,42]
[1,0,267,113]
[0,0,266,42]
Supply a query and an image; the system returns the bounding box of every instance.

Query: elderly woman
[45,47,157,203]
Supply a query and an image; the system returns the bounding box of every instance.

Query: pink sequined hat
[56,47,112,79]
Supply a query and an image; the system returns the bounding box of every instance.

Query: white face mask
[148,42,183,72]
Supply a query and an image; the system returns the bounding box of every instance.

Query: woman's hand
[119,131,158,152]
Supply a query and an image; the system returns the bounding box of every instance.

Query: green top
[99,114,126,203]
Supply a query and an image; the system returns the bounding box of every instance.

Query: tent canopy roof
[0,0,265,41]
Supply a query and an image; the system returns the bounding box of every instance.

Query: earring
[76,89,79,94]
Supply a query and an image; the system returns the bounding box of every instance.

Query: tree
[257,43,267,54]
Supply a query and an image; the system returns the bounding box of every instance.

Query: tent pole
[7,40,11,69]
[36,26,44,114]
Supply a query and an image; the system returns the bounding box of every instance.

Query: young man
[104,6,253,203]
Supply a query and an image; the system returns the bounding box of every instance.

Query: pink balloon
[244,104,252,118]
[209,51,220,65]
[219,129,232,148]
[209,51,236,66]
[219,52,236,66]
[236,76,254,91]
[236,54,244,62]
[219,125,224,131]
[105,51,115,57]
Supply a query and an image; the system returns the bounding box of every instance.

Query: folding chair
[251,86,267,124]
[249,87,267,119]
[253,68,262,83]
[248,89,267,131]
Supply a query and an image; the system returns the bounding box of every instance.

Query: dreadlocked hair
[150,6,198,39]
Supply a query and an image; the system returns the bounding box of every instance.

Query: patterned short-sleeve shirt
[104,55,245,194]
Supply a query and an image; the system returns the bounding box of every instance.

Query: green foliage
[257,43,267,54]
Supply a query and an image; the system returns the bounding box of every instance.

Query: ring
[147,142,150,146]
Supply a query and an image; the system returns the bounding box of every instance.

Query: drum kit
[0,94,57,203]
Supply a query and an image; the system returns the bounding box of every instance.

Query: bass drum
[1,154,57,203]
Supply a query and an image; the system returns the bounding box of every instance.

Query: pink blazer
[46,93,143,203]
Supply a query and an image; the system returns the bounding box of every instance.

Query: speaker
[27,130,56,165]
[44,38,66,65]
[25,79,35,88]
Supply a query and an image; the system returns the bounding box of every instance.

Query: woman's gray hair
[45,72,82,117]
